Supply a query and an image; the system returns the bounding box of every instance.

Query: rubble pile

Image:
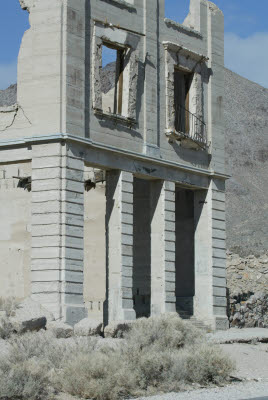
[229,292,268,328]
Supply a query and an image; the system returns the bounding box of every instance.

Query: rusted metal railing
[174,104,207,148]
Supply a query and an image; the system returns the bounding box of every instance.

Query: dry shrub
[57,314,235,399]
[0,297,19,317]
[0,313,235,400]
[0,297,19,339]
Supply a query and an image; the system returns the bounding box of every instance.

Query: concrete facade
[0,0,228,329]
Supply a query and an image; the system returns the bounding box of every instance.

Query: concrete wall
[0,161,31,300]
[84,176,106,320]
[1,0,225,178]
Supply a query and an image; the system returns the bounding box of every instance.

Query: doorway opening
[175,187,195,316]
[133,178,151,318]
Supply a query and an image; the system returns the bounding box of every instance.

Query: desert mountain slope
[0,84,17,107]
[224,69,268,256]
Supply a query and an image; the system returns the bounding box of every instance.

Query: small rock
[9,298,54,334]
[47,321,73,338]
[74,318,102,337]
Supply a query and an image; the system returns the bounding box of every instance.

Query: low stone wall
[227,252,268,295]
[229,292,268,328]
[227,253,268,328]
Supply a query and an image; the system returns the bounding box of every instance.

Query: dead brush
[0,297,19,339]
[0,313,235,400]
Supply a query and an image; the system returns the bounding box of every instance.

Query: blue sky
[0,0,268,89]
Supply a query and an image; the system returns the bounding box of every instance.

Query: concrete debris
[229,292,268,329]
[8,298,54,334]
[104,321,134,338]
[74,318,103,337]
[47,321,74,338]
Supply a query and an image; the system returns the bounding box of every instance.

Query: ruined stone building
[0,0,228,329]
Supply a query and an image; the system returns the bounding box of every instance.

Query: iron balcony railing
[174,104,208,148]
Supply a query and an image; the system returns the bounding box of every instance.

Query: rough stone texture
[226,253,268,328]
[47,321,73,338]
[8,297,54,334]
[229,292,268,329]
[104,321,134,338]
[225,68,268,257]
[0,84,17,107]
[74,318,103,337]
[227,253,268,296]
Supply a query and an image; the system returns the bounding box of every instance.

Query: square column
[194,178,228,330]
[150,180,176,315]
[31,142,86,325]
[106,170,136,323]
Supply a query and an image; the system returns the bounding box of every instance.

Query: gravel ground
[132,334,268,400]
[220,343,268,381]
[131,382,268,400]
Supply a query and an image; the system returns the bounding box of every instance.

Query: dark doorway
[133,178,151,318]
[174,68,193,134]
[175,188,195,316]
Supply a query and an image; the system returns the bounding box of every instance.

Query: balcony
[166,104,208,150]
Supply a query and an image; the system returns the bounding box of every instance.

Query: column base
[119,308,136,322]
[213,316,229,331]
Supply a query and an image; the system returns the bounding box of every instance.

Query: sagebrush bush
[0,297,19,339]
[0,313,235,400]
[0,297,19,317]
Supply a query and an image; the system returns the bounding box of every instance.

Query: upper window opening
[101,44,125,116]
[0,2,29,91]
[174,68,193,134]
[165,0,190,24]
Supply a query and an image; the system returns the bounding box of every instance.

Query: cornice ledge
[163,41,208,62]
[164,18,202,39]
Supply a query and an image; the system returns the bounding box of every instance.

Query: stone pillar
[194,178,228,330]
[31,142,86,325]
[106,170,136,323]
[150,180,176,315]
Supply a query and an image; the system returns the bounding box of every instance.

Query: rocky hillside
[0,84,17,107]
[1,70,267,257]
[225,69,268,256]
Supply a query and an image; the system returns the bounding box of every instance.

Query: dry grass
[0,297,19,317]
[0,297,19,339]
[0,313,235,400]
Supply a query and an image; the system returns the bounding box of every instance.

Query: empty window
[174,68,193,134]
[101,43,125,115]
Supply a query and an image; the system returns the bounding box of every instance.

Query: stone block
[47,321,73,338]
[74,318,102,336]
[8,298,54,334]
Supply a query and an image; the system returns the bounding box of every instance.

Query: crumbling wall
[0,161,31,300]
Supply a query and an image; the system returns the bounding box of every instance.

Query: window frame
[92,22,140,124]
[163,41,208,147]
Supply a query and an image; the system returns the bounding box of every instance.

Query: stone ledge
[164,18,203,38]
[207,328,268,344]
[99,0,136,12]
